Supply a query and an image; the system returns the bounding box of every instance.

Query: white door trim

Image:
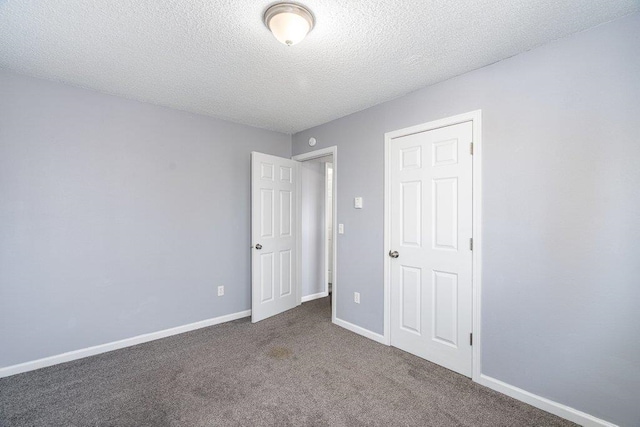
[325,161,332,299]
[293,146,338,326]
[383,110,482,381]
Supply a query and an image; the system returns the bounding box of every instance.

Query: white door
[251,152,299,323]
[389,121,473,377]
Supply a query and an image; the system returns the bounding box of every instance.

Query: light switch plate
[338,224,344,234]
[354,197,363,209]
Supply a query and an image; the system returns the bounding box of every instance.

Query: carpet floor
[0,298,576,426]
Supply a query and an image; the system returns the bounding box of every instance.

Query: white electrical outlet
[354,292,360,304]
[217,286,224,296]
[338,224,344,234]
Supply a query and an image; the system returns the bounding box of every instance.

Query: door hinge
[470,333,473,346]
[469,238,473,251]
[470,143,474,155]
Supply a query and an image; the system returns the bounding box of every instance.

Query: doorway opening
[250,147,337,324]
[299,156,333,303]
[293,147,337,323]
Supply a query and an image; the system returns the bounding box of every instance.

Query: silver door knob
[255,244,262,250]
[389,250,399,258]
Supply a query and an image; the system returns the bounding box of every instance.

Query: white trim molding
[470,111,483,382]
[301,291,329,303]
[477,375,618,427]
[333,318,386,345]
[0,309,251,379]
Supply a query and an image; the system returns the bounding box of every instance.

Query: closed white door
[389,121,473,377]
[251,152,299,323]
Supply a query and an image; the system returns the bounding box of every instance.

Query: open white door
[251,152,299,323]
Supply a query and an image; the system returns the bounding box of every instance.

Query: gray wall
[292,12,640,427]
[300,160,327,298]
[0,70,291,368]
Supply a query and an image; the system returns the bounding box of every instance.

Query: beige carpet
[0,297,575,426]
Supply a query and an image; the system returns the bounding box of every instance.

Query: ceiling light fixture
[263,3,314,46]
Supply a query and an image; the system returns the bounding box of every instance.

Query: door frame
[324,161,333,298]
[383,110,482,381]
[292,146,338,325]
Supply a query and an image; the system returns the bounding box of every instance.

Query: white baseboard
[477,374,617,427]
[0,309,251,379]
[301,291,328,303]
[333,317,387,345]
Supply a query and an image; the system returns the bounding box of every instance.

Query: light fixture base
[263,3,315,46]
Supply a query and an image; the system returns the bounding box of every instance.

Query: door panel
[389,121,473,377]
[260,252,274,303]
[401,266,421,334]
[260,189,274,238]
[251,152,299,323]
[433,270,458,346]
[279,250,292,296]
[401,181,422,247]
[279,190,292,236]
[433,178,457,250]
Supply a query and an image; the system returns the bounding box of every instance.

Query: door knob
[255,244,262,250]
[389,250,399,258]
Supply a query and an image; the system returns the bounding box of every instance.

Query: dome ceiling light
[263,3,315,46]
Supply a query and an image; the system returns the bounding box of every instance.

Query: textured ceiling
[0,1,637,134]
